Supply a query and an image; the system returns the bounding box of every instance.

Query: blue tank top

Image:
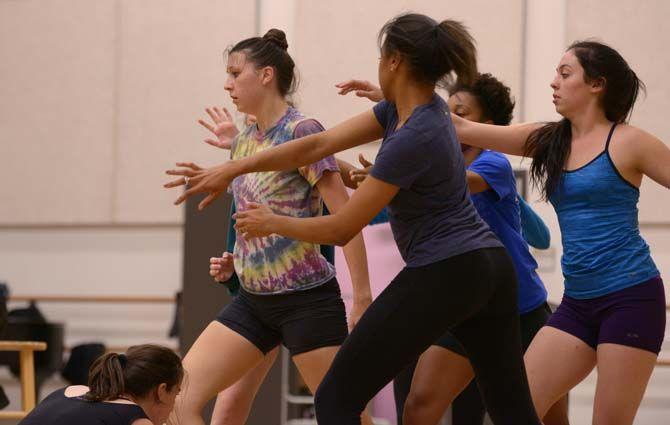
[549,124,659,299]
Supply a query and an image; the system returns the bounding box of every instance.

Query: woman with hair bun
[19,344,183,425]
[168,28,372,425]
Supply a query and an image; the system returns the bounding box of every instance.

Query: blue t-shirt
[369,95,501,267]
[469,151,548,313]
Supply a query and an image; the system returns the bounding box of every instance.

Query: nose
[224,76,233,91]
[550,75,559,90]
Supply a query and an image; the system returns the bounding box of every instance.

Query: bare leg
[591,343,656,425]
[170,322,265,425]
[524,327,596,419]
[210,347,279,425]
[403,345,474,425]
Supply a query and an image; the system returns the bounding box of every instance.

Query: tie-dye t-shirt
[230,107,338,294]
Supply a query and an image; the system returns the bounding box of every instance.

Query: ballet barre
[9,295,175,304]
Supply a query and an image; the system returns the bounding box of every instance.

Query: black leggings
[314,247,540,425]
[393,303,553,425]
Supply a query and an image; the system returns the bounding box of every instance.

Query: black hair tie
[117,353,128,368]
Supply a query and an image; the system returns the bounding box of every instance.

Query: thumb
[246,202,262,210]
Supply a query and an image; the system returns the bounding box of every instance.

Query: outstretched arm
[451,113,542,157]
[634,129,670,189]
[165,110,384,209]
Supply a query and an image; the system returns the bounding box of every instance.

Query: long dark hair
[227,28,297,97]
[526,40,645,200]
[378,13,478,88]
[84,344,183,402]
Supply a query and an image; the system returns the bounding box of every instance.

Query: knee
[403,389,447,425]
[314,381,338,424]
[314,378,360,425]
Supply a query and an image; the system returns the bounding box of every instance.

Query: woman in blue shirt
[451,41,668,425]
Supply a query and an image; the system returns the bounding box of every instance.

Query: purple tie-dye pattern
[230,107,339,294]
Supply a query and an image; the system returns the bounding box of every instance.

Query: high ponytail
[435,20,477,87]
[378,13,478,89]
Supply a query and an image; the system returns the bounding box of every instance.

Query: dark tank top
[19,387,148,425]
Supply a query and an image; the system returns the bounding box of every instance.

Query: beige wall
[1,0,669,421]
[0,0,256,225]
[292,0,524,164]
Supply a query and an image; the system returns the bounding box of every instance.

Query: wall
[0,0,668,423]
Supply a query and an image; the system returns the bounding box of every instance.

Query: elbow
[331,226,356,247]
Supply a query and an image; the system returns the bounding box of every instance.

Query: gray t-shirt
[370,95,501,267]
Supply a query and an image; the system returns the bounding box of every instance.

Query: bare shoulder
[64,385,89,397]
[615,123,662,148]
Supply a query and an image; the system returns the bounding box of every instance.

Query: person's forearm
[227,111,382,179]
[270,214,355,247]
[229,131,328,177]
[452,113,540,156]
[336,158,359,190]
[341,233,372,303]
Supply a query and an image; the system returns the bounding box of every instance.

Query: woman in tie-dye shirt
[169,29,373,425]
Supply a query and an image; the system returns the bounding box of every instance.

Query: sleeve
[372,100,392,128]
[467,152,516,202]
[518,196,551,249]
[369,129,430,189]
[293,119,339,187]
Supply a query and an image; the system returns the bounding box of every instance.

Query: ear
[156,383,169,404]
[259,66,275,87]
[483,119,494,125]
[387,51,402,72]
[590,77,606,94]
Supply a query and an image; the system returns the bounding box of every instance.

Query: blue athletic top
[469,151,548,313]
[549,124,659,299]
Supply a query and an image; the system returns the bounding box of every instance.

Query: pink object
[335,221,405,424]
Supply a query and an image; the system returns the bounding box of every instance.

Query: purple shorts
[547,276,666,354]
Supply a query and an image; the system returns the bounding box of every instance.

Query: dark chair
[0,307,65,400]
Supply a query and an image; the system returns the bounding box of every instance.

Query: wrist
[353,292,372,304]
[269,213,286,235]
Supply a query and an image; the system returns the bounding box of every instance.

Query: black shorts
[216,278,348,356]
[435,302,552,356]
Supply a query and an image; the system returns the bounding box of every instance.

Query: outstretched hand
[164,161,235,210]
[335,79,384,102]
[233,202,277,239]
[198,107,238,149]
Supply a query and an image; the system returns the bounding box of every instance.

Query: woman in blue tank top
[452,41,669,425]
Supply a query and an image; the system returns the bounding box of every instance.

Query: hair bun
[262,28,288,51]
